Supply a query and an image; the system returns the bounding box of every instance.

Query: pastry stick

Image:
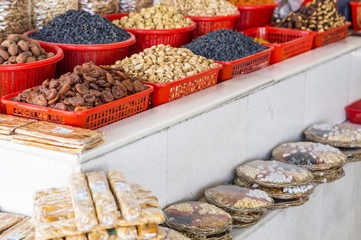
[68,172,98,232]
[86,171,119,227]
[115,226,138,240]
[107,170,141,222]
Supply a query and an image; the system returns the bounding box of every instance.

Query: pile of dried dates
[0,34,54,65]
[11,62,148,111]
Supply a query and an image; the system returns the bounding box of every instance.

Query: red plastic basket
[242,27,314,64]
[187,12,240,39]
[214,47,272,82]
[312,22,351,48]
[350,2,361,31]
[104,13,196,55]
[24,30,136,77]
[234,3,279,31]
[1,85,153,129]
[0,42,63,113]
[146,64,222,107]
[346,99,361,124]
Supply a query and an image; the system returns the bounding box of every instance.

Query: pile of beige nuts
[113,3,192,29]
[161,0,238,17]
[113,44,219,83]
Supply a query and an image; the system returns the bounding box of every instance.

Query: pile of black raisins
[183,29,268,62]
[30,10,130,45]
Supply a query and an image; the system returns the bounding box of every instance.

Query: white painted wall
[0,41,360,239]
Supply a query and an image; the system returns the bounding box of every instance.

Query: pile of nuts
[79,0,118,16]
[0,0,31,37]
[11,62,148,111]
[0,34,54,65]
[161,0,238,17]
[276,0,345,32]
[31,0,78,29]
[113,44,219,83]
[113,3,193,29]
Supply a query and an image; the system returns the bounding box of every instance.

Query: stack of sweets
[272,142,347,184]
[305,123,361,163]
[163,227,191,240]
[0,218,34,239]
[164,201,232,240]
[235,160,314,209]
[12,121,104,154]
[0,114,35,140]
[204,185,273,227]
[0,212,24,233]
[32,170,165,239]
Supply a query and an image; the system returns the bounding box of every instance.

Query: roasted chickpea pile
[11,62,148,111]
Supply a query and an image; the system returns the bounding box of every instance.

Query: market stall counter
[0,36,361,239]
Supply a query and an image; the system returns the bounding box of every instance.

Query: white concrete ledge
[1,37,360,165]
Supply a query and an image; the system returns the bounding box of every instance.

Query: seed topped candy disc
[305,123,361,148]
[205,185,273,213]
[236,160,313,187]
[234,177,314,200]
[164,201,232,236]
[272,142,346,170]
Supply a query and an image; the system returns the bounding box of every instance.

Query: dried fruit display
[183,29,268,61]
[305,123,361,148]
[114,44,218,83]
[113,3,193,29]
[11,62,148,111]
[236,160,313,187]
[0,34,55,65]
[272,142,347,170]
